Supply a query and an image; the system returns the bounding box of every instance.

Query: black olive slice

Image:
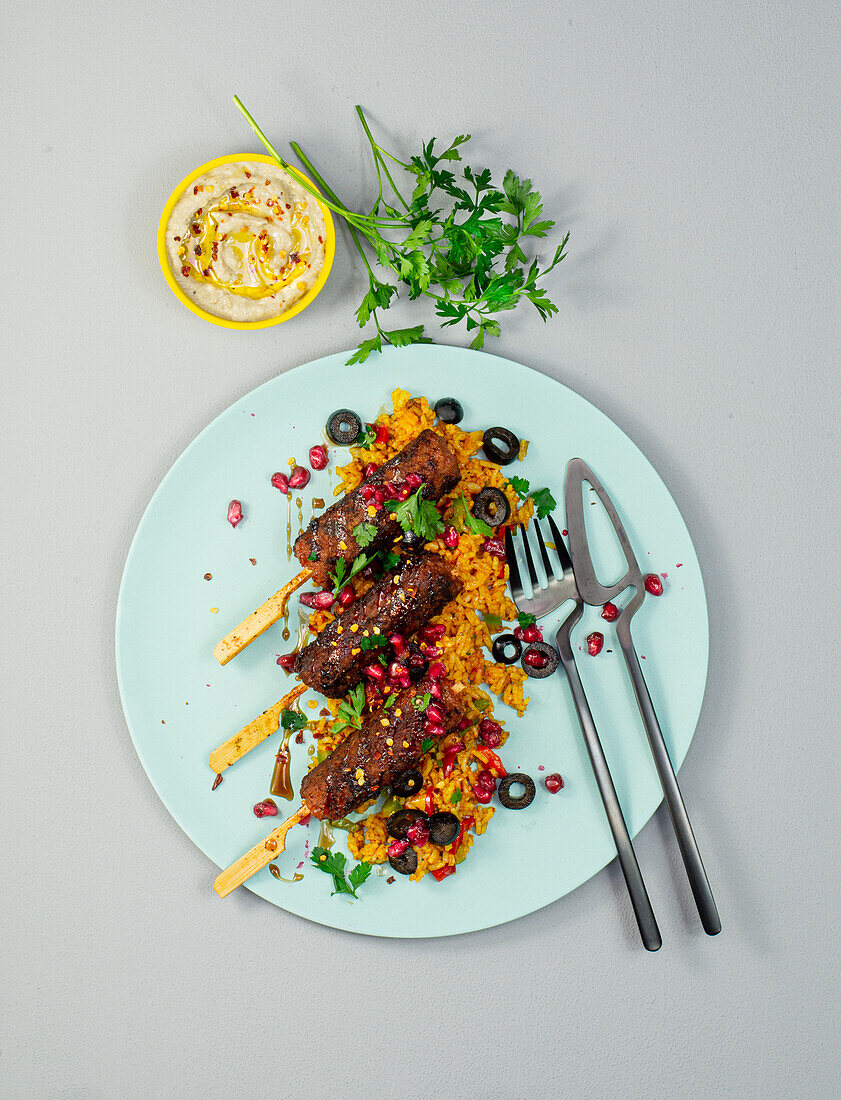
[472,487,511,528]
[391,769,424,796]
[327,409,363,445]
[521,641,560,679]
[388,846,418,875]
[482,426,520,465]
[386,808,428,840]
[433,398,464,424]
[427,811,460,846]
[497,772,536,809]
[492,633,522,665]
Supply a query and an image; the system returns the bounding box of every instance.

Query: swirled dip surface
[165,161,327,322]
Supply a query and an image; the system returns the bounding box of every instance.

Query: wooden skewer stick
[214,804,309,897]
[208,684,307,775]
[213,568,311,665]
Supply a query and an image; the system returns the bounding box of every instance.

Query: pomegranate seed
[253,800,278,818]
[405,472,423,490]
[481,728,501,748]
[308,444,328,470]
[644,573,664,596]
[270,472,289,493]
[522,624,543,643]
[364,681,382,708]
[424,721,445,739]
[226,500,243,528]
[361,484,375,502]
[429,682,443,699]
[473,785,493,804]
[522,648,549,670]
[389,633,407,656]
[387,660,405,681]
[421,643,443,659]
[457,716,469,730]
[478,717,502,747]
[601,602,619,622]
[289,465,310,490]
[544,773,565,794]
[513,626,526,641]
[482,536,506,560]
[476,769,496,791]
[421,623,446,642]
[393,485,411,502]
[298,591,317,608]
[587,632,604,656]
[425,702,445,725]
[363,462,378,478]
[443,525,459,549]
[373,488,385,507]
[276,652,296,672]
[427,661,446,681]
[313,590,335,610]
[337,584,355,607]
[387,839,408,859]
[406,820,430,847]
[363,662,385,682]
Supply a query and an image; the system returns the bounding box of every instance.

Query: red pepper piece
[431,865,456,881]
[424,785,435,816]
[474,747,507,778]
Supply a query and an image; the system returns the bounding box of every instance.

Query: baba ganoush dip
[165,161,327,322]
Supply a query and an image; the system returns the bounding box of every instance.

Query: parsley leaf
[311,847,372,898]
[508,475,530,499]
[517,612,536,628]
[529,487,557,519]
[353,521,378,548]
[380,550,401,571]
[335,681,366,732]
[452,495,493,537]
[280,710,307,732]
[449,789,462,806]
[359,633,387,651]
[385,485,444,542]
[233,99,568,367]
[308,550,318,562]
[355,424,378,448]
[412,692,432,711]
[330,553,372,594]
[421,737,434,753]
[383,693,397,709]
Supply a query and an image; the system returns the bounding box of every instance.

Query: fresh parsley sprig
[234,97,569,364]
[386,486,444,542]
[506,477,557,519]
[310,847,372,898]
[330,552,372,593]
[280,709,307,732]
[451,495,493,537]
[352,521,378,548]
[335,682,366,732]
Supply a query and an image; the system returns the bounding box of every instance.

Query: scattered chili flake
[244,170,252,179]
[249,558,257,565]
[211,772,223,790]
[387,876,395,884]
[295,731,304,744]
[203,572,212,580]
[173,235,181,242]
[180,265,190,277]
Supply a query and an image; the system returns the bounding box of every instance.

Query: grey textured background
[3,2,840,1097]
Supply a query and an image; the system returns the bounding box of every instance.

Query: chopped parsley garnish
[452,495,493,537]
[310,847,372,898]
[359,633,387,651]
[529,487,557,519]
[335,682,366,732]
[380,550,402,572]
[308,550,318,562]
[355,424,378,448]
[383,693,397,709]
[385,485,444,542]
[449,789,462,806]
[508,475,530,499]
[330,552,372,593]
[412,692,432,711]
[280,709,307,732]
[421,737,434,754]
[352,521,378,548]
[517,612,536,628]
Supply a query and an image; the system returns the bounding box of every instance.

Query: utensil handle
[619,630,721,936]
[559,648,662,951]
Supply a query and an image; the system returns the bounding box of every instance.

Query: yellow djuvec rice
[306,389,535,882]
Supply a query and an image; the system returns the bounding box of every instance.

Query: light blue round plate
[116,345,708,937]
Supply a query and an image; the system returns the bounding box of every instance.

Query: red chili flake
[181,265,190,277]
[230,188,239,198]
[203,572,212,580]
[317,235,323,243]
[387,876,395,884]
[202,268,210,277]
[194,245,202,256]
[295,731,304,744]
[249,558,257,565]
[285,202,291,209]
[173,235,181,242]
[211,772,223,790]
[191,222,199,234]
[193,185,199,195]
[196,208,202,215]
[265,179,271,186]
[244,170,252,178]
[289,251,300,264]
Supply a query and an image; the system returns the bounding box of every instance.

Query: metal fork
[505,517,662,951]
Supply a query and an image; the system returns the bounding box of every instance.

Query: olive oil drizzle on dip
[166,162,326,322]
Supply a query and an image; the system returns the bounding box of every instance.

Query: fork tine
[532,519,555,579]
[547,514,573,572]
[504,527,524,600]
[519,523,540,589]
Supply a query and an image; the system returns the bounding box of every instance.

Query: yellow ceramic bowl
[157,153,335,330]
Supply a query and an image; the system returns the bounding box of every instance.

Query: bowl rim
[156,153,335,330]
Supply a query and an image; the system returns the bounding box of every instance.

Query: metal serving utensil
[565,458,721,936]
[505,518,662,951]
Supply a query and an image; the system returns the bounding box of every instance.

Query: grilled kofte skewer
[295,552,461,698]
[213,429,460,664]
[213,674,464,897]
[207,554,461,771]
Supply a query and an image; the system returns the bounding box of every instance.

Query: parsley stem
[355,106,411,212]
